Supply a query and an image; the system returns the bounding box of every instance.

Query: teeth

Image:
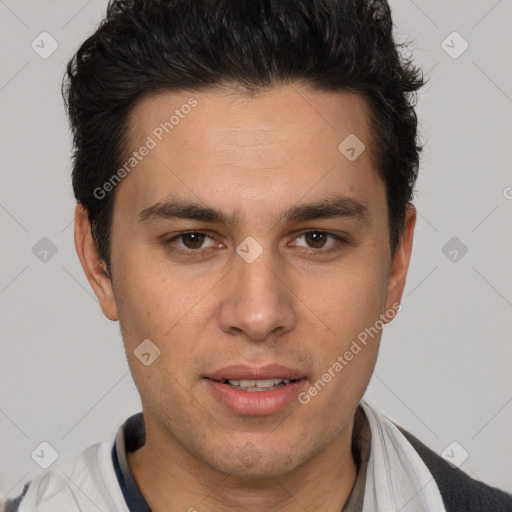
[226,378,291,389]
[256,379,276,388]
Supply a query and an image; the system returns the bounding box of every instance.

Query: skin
[75,84,415,512]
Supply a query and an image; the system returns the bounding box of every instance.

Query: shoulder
[1,441,128,512]
[398,426,512,512]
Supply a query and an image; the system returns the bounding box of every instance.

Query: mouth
[215,378,300,392]
[204,364,307,390]
[203,364,308,415]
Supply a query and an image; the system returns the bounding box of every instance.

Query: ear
[383,205,416,323]
[74,204,119,321]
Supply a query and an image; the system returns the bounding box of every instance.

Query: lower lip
[203,378,307,416]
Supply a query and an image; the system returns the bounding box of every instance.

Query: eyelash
[163,230,347,257]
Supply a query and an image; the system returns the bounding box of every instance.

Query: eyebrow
[138,195,368,225]
[139,200,235,225]
[284,196,368,223]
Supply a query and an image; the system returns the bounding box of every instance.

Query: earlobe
[74,204,119,321]
[383,205,416,323]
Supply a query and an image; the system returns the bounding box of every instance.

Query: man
[3,0,511,511]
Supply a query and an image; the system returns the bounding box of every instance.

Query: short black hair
[63,0,424,272]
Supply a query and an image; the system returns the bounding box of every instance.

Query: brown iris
[304,231,328,249]
[181,232,206,249]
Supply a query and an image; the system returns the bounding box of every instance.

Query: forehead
[127,84,372,153]
[116,84,382,218]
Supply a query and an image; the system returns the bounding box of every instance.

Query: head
[67,0,423,480]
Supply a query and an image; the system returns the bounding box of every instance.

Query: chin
[202,444,310,481]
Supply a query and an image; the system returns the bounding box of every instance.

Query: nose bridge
[236,243,278,298]
[218,238,296,340]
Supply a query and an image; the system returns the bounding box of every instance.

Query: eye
[292,230,345,252]
[165,231,219,252]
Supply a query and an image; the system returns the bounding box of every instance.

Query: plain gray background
[1,0,511,500]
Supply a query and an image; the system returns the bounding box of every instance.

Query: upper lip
[205,364,307,381]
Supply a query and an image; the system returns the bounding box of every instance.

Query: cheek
[301,269,383,419]
[113,250,220,350]
[308,256,388,341]
[300,253,387,397]
[112,260,194,408]
[112,254,176,345]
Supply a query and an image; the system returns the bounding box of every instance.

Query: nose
[217,243,297,342]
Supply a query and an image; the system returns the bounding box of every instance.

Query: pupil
[305,232,326,248]
[183,233,205,249]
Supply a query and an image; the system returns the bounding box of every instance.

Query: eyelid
[163,229,349,258]
[290,230,348,251]
[164,230,219,246]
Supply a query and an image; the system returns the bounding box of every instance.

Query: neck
[127,414,358,512]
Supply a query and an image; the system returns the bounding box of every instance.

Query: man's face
[87,85,411,479]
